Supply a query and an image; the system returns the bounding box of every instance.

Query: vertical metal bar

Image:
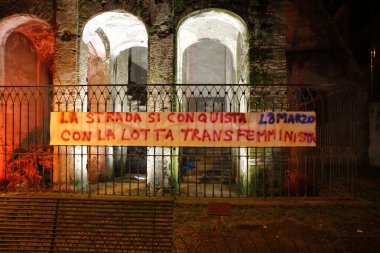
[120,146,124,196]
[270,147,274,197]
[87,147,91,195]
[50,147,54,193]
[34,89,38,193]
[203,147,206,197]
[297,150,301,197]
[161,147,164,197]
[111,89,116,196]
[56,92,61,192]
[18,97,28,193]
[286,152,290,197]
[110,144,115,195]
[229,147,232,198]
[145,151,149,197]
[352,158,357,194]
[65,146,68,192]
[34,152,38,193]
[263,148,266,197]
[313,156,316,197]
[321,146,328,193]
[279,148,283,197]
[212,147,215,198]
[103,150,107,195]
[178,148,182,196]
[236,149,241,198]
[254,147,258,197]
[304,156,307,197]
[169,146,173,196]
[73,149,76,193]
[192,149,196,197]
[40,90,45,191]
[3,96,8,191]
[120,95,125,196]
[153,147,156,196]
[329,152,332,196]
[129,152,132,196]
[74,91,78,194]
[190,149,193,197]
[104,92,108,195]
[28,91,33,193]
[184,149,189,197]
[43,88,48,191]
[4,97,11,192]
[80,145,84,194]
[112,147,115,196]
[220,150,224,198]
[244,148,248,197]
[246,147,249,197]
[352,90,357,195]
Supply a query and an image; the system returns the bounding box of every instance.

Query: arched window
[0,15,54,182]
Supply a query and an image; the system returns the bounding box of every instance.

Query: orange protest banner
[50,111,316,147]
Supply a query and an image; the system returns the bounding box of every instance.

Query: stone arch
[175,9,249,195]
[79,11,148,184]
[0,14,54,84]
[0,14,54,182]
[80,11,148,86]
[177,9,249,85]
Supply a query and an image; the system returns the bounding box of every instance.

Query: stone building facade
[0,0,367,195]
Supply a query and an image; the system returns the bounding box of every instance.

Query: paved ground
[172,166,380,252]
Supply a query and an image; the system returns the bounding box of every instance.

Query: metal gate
[0,84,361,197]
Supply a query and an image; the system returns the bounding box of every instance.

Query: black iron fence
[0,84,361,197]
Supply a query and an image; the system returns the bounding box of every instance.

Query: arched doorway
[176,9,249,196]
[80,11,148,189]
[0,15,54,189]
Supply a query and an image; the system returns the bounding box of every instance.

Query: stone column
[146,1,175,195]
[54,0,89,192]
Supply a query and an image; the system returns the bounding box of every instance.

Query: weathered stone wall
[77,0,173,84]
[286,0,364,86]
[174,0,286,84]
[149,1,174,84]
[286,0,368,164]
[0,0,286,87]
[55,0,78,85]
[0,0,370,187]
[0,0,55,22]
[0,0,56,84]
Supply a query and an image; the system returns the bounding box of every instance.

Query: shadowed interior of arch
[80,11,148,185]
[0,16,54,184]
[176,9,249,192]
